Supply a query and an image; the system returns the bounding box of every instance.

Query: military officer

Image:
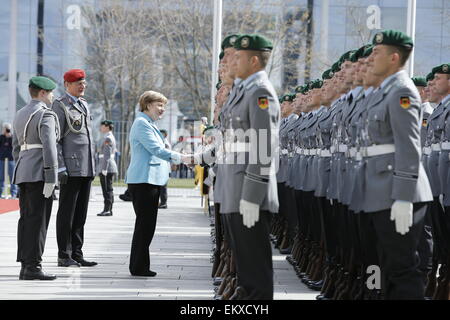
[360,30,433,299]
[432,63,450,299]
[219,34,280,300]
[12,76,60,280]
[52,69,97,267]
[97,120,118,216]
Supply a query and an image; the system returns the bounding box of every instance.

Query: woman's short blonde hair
[138,90,168,112]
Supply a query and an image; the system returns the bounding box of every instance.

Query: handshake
[180,154,199,166]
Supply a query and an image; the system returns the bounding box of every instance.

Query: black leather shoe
[73,258,98,267]
[130,270,157,277]
[158,204,167,209]
[119,194,132,201]
[97,211,112,216]
[58,258,80,267]
[280,246,292,255]
[20,265,56,280]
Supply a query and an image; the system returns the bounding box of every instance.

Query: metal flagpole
[406,0,416,76]
[8,0,18,124]
[210,0,222,125]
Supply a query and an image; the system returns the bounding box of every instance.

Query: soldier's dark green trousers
[17,182,53,266]
[223,211,273,300]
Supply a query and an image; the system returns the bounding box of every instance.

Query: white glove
[390,200,413,235]
[102,170,107,176]
[43,183,56,198]
[239,199,260,228]
[208,167,216,179]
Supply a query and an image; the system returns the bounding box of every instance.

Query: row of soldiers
[271,31,450,300]
[207,29,450,300]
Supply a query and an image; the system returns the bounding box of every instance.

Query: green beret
[322,69,333,80]
[234,34,273,51]
[339,50,356,65]
[362,45,374,58]
[203,125,215,135]
[101,120,114,126]
[372,29,413,48]
[331,61,341,73]
[221,34,241,50]
[310,79,323,89]
[29,76,56,91]
[295,85,304,93]
[351,45,371,62]
[219,51,224,60]
[411,77,427,87]
[432,63,450,75]
[426,72,434,82]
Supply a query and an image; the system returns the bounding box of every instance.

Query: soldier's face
[66,80,87,97]
[222,47,236,66]
[234,50,254,80]
[370,45,393,77]
[100,125,109,134]
[434,73,450,96]
[417,86,427,102]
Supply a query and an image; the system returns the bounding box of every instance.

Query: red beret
[64,69,86,82]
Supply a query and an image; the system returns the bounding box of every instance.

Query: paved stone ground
[0,186,316,300]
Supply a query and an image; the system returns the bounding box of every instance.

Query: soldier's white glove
[101,170,107,176]
[390,200,413,235]
[239,199,260,228]
[208,167,216,179]
[43,183,56,198]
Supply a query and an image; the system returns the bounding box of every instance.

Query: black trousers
[370,203,428,300]
[56,177,93,260]
[159,184,168,205]
[100,173,115,212]
[128,183,160,274]
[17,182,53,266]
[224,211,273,300]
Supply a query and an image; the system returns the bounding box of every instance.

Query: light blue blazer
[125,112,180,186]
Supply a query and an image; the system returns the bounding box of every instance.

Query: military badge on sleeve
[257,97,269,110]
[400,96,411,109]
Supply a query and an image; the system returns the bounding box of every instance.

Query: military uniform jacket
[327,97,346,200]
[277,114,297,184]
[315,102,339,197]
[285,114,302,188]
[295,112,313,191]
[341,87,364,205]
[426,97,448,196]
[214,81,242,205]
[304,107,325,192]
[436,95,450,205]
[420,102,434,149]
[52,93,95,177]
[220,71,280,214]
[12,100,60,185]
[97,131,118,174]
[361,70,432,213]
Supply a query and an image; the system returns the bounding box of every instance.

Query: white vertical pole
[8,0,18,123]
[320,0,329,66]
[210,0,222,125]
[406,0,416,76]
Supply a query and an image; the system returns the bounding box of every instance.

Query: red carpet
[0,199,19,214]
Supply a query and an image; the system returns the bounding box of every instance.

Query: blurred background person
[97,120,118,216]
[0,123,18,199]
[158,129,171,209]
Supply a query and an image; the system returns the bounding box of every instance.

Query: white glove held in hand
[43,183,55,198]
[102,170,107,176]
[390,200,413,235]
[239,199,260,228]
